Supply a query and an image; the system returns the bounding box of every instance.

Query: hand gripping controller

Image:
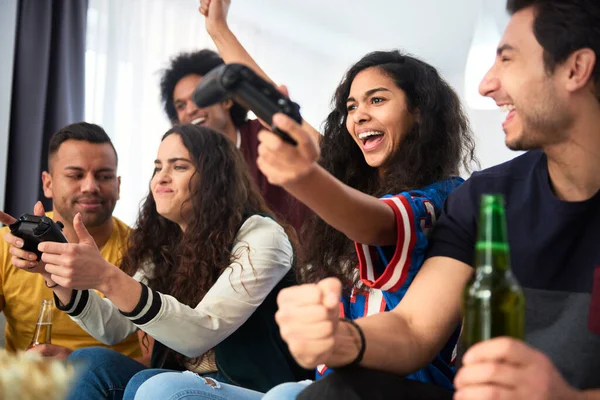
[192,63,302,146]
[9,214,68,258]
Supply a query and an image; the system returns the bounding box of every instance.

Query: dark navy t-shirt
[427,150,600,389]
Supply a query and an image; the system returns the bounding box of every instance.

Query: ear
[41,171,53,199]
[117,176,121,201]
[564,48,596,94]
[221,98,234,111]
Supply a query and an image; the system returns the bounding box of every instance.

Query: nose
[479,64,501,98]
[351,104,371,125]
[81,174,100,193]
[154,167,171,185]
[184,100,199,117]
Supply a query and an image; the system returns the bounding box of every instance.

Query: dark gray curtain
[5,0,88,217]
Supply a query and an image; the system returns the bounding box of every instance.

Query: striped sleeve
[54,287,139,345]
[54,289,90,316]
[355,193,437,292]
[118,282,162,325]
[54,270,151,345]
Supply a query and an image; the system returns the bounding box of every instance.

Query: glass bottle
[27,299,53,350]
[462,194,525,349]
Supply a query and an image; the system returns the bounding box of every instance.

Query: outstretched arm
[258,114,397,246]
[200,0,321,142]
[200,0,271,85]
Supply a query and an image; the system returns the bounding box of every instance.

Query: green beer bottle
[462,194,525,349]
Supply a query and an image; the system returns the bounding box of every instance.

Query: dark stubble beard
[55,202,115,230]
[506,86,572,151]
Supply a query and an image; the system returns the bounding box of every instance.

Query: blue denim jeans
[133,371,264,400]
[66,347,172,400]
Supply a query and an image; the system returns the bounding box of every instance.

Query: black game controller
[9,214,68,259]
[192,63,302,146]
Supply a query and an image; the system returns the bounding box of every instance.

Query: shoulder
[110,216,132,241]
[469,150,542,184]
[381,177,465,216]
[234,215,292,253]
[447,150,543,204]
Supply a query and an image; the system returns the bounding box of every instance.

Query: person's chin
[364,151,389,169]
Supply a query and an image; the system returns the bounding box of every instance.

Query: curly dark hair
[299,50,477,290]
[160,50,248,126]
[120,124,295,365]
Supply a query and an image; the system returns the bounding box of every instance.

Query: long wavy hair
[299,50,477,290]
[120,124,295,364]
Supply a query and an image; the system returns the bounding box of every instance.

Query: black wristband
[340,318,366,368]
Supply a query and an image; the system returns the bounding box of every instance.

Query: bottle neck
[474,242,511,272]
[475,194,511,272]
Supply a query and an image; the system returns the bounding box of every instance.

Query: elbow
[101,333,125,346]
[89,328,128,346]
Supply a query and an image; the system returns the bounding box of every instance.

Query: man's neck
[222,120,238,145]
[52,211,113,249]
[545,103,600,202]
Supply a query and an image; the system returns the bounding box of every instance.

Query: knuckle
[279,326,293,341]
[275,309,289,324]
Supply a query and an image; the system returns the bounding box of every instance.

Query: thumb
[73,213,95,247]
[0,210,17,226]
[317,277,342,310]
[33,201,46,217]
[277,84,290,98]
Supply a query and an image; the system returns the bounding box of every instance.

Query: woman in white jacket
[39,124,310,399]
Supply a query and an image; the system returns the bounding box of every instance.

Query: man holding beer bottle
[273,0,600,398]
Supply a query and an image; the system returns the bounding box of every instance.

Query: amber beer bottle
[27,299,53,350]
[462,194,525,349]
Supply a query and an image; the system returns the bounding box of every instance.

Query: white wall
[0,0,18,213]
[86,0,522,225]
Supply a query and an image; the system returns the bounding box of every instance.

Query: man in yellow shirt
[0,122,144,361]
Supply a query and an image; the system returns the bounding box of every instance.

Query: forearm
[209,24,322,143]
[101,268,143,313]
[45,273,73,306]
[284,165,396,246]
[52,285,74,307]
[327,312,434,376]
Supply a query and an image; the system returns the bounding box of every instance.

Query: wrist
[282,162,320,190]
[207,21,230,40]
[339,318,366,368]
[98,263,120,296]
[327,318,365,368]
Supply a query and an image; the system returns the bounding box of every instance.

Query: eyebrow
[154,157,192,164]
[497,44,518,56]
[346,87,391,103]
[64,166,115,173]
